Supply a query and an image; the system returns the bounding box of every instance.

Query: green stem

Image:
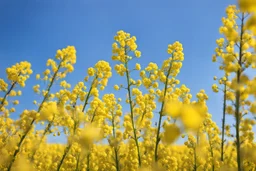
[82,77,96,112]
[86,153,90,171]
[114,148,120,171]
[111,112,120,171]
[56,144,72,171]
[208,133,215,171]
[194,146,197,171]
[57,80,94,171]
[221,81,227,161]
[75,153,80,171]
[85,93,99,171]
[140,102,147,124]
[235,13,245,171]
[154,64,172,162]
[31,117,54,160]
[90,107,98,123]
[125,61,141,167]
[0,75,19,112]
[7,59,63,171]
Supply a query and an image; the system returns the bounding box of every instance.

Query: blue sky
[0,0,239,143]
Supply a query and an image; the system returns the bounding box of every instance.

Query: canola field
[1,1,256,171]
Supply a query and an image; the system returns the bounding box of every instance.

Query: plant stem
[111,112,120,171]
[7,59,63,171]
[125,60,141,167]
[86,153,90,171]
[221,81,227,161]
[154,64,172,162]
[0,78,19,112]
[235,12,245,171]
[56,144,72,171]
[114,148,120,171]
[31,117,54,160]
[75,153,80,171]
[193,146,197,171]
[208,132,215,171]
[57,79,94,171]
[82,78,96,112]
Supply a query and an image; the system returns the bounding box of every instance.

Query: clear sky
[0,0,238,143]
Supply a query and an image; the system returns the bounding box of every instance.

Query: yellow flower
[135,63,141,70]
[0,79,8,91]
[36,74,40,80]
[87,67,95,77]
[142,78,151,88]
[33,85,40,93]
[135,50,141,58]
[180,105,203,130]
[226,91,235,101]
[239,0,256,12]
[44,69,51,75]
[245,15,256,35]
[13,100,19,105]
[212,84,219,93]
[163,123,181,144]
[38,101,58,121]
[10,90,16,96]
[10,108,15,113]
[114,85,120,90]
[11,155,35,171]
[212,54,217,62]
[17,90,22,96]
[164,100,182,118]
[77,124,102,149]
[250,102,256,114]
[100,85,105,90]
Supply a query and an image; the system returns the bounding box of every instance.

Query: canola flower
[213,4,256,171]
[1,2,256,171]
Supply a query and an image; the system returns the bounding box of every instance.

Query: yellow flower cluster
[38,101,59,121]
[6,61,32,86]
[0,79,8,92]
[112,30,141,63]
[239,0,256,35]
[212,4,256,171]
[0,61,32,115]
[87,60,112,91]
